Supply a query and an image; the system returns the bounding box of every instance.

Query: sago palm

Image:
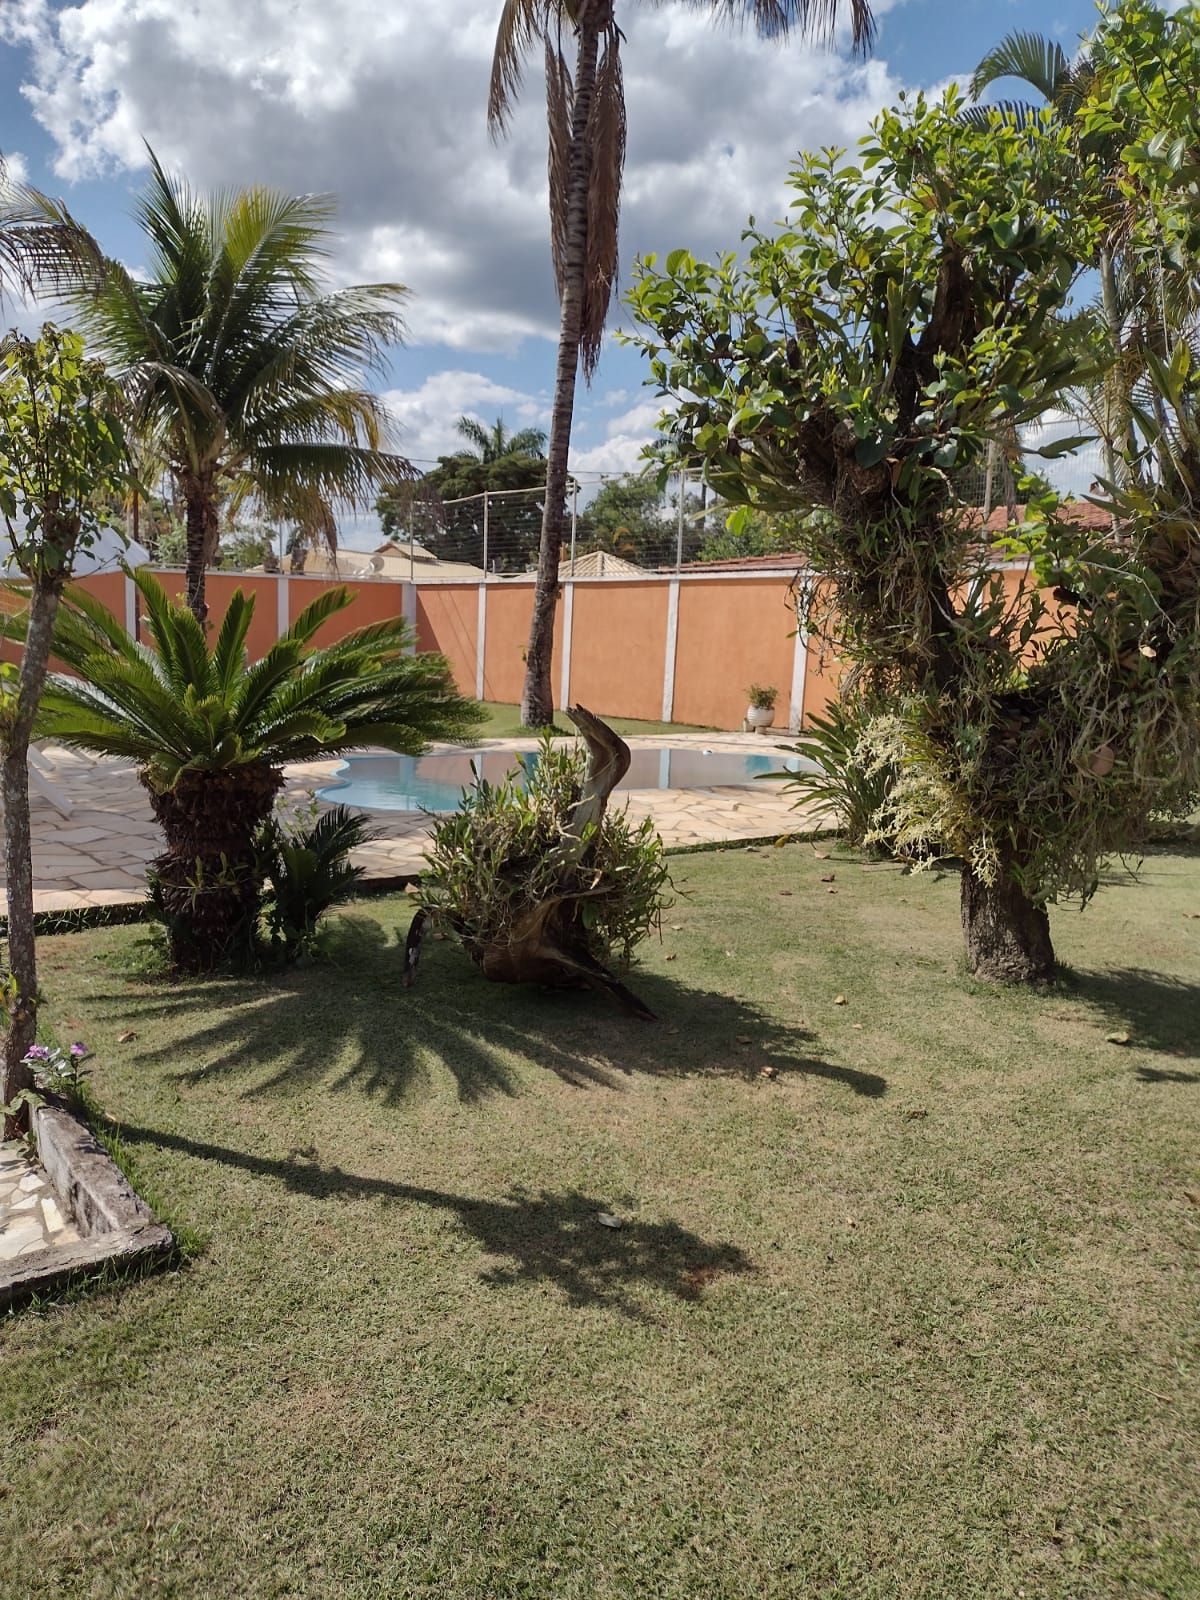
[33,569,483,970]
[62,151,414,622]
[489,0,875,727]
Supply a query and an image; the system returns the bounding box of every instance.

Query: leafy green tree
[64,152,413,622]
[34,570,482,971]
[489,0,876,727]
[0,326,129,1128]
[379,448,552,570]
[697,505,800,564]
[576,475,683,565]
[630,87,1130,982]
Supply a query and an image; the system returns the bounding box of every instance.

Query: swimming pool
[316,745,810,813]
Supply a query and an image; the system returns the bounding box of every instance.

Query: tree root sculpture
[404,706,659,1019]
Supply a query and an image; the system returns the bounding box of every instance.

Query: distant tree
[576,475,689,566]
[697,506,800,564]
[377,444,554,572]
[0,326,128,1132]
[455,414,547,463]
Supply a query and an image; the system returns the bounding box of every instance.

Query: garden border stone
[0,1093,173,1308]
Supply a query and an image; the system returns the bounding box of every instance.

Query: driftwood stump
[404,706,655,1018]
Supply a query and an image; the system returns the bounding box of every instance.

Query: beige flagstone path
[0,733,818,916]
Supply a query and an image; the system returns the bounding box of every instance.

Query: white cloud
[2,0,908,354]
[569,399,665,477]
[1022,409,1106,500]
[381,370,547,465]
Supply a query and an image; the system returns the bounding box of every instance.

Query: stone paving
[0,732,812,915]
[0,1140,81,1263]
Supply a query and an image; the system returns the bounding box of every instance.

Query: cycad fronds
[16,568,483,788]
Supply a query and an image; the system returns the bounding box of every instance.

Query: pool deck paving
[0,733,816,917]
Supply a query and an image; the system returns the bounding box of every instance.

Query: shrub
[770,698,898,854]
[259,803,374,962]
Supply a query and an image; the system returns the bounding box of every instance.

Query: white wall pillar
[401,580,417,654]
[788,576,814,732]
[475,582,487,701]
[276,574,290,640]
[661,577,681,723]
[559,580,574,710]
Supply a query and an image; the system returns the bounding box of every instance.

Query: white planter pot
[745,705,775,733]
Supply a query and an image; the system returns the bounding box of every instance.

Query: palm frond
[970,31,1070,104]
[666,0,875,53]
[0,157,101,300]
[489,0,553,136]
[581,23,626,380]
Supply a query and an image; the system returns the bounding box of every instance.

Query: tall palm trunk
[182,469,219,623]
[144,762,283,972]
[520,10,603,729]
[2,578,64,1136]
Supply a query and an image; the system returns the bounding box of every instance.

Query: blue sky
[1,0,1106,542]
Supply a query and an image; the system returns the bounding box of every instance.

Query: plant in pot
[744,684,778,733]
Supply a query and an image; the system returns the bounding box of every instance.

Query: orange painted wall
[417,585,478,697]
[672,578,797,729]
[481,583,564,706]
[567,581,670,723]
[286,575,402,651]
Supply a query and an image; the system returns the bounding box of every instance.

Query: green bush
[259,803,374,962]
[418,738,671,972]
[770,698,898,854]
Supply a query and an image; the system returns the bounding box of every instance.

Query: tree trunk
[144,762,283,973]
[961,860,1055,984]
[182,470,219,624]
[2,579,64,1135]
[519,13,603,729]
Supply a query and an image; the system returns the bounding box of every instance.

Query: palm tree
[489,0,875,727]
[33,569,483,970]
[63,151,415,622]
[0,154,99,301]
[455,413,547,461]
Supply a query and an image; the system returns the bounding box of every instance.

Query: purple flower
[24,1044,51,1062]
[70,1042,87,1058]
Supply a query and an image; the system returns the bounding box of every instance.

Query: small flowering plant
[23,1041,90,1098]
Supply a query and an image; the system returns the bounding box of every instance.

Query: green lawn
[479,701,717,738]
[3,843,1199,1598]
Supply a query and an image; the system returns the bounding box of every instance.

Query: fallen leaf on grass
[758,1065,778,1080]
[1182,1190,1199,1207]
[1185,912,1200,920]
[670,924,684,932]
[666,1027,679,1036]
[665,953,677,962]
[834,995,848,1006]
[778,890,793,897]
[1106,1032,1132,1046]
[736,1035,753,1045]
[820,873,836,883]
[827,888,838,895]
[117,1030,138,1044]
[596,1213,622,1230]
[812,850,829,859]
[851,1023,864,1031]
[905,1109,928,1121]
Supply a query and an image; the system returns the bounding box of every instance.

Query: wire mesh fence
[139,423,1109,579]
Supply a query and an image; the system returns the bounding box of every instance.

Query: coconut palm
[0,154,99,301]
[61,151,414,622]
[489,0,875,726]
[455,414,547,461]
[32,569,483,970]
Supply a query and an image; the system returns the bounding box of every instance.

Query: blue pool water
[317,745,808,813]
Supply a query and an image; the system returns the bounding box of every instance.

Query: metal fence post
[569,479,578,571]
[482,489,489,579]
[676,468,686,572]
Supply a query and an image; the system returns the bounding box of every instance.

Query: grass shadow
[83,913,886,1104]
[113,1123,752,1318]
[1065,966,1200,1060]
